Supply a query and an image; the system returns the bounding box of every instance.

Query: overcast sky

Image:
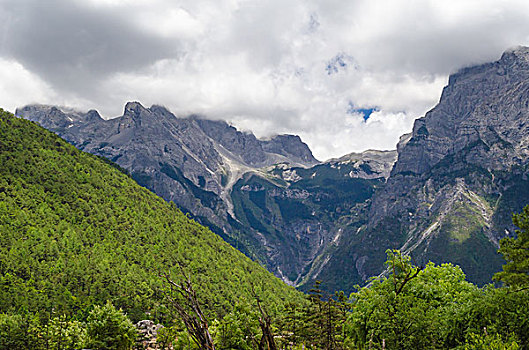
[2,0,529,160]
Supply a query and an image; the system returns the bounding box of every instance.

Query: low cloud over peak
[2,0,529,159]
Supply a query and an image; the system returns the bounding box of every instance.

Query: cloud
[0,0,178,95]
[0,58,57,111]
[1,0,529,159]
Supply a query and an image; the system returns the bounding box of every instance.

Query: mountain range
[17,46,529,293]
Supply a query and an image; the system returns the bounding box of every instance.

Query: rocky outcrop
[326,150,397,180]
[135,320,168,350]
[261,134,320,166]
[371,46,529,230]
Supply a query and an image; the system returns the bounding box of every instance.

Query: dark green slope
[0,109,299,322]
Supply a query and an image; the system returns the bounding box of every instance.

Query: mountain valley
[16,46,529,293]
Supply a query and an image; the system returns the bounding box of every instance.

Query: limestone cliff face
[373,47,529,229]
[375,47,529,222]
[309,47,529,292]
[327,150,397,180]
[261,135,320,166]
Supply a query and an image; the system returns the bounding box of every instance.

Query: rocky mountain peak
[149,104,174,117]
[194,118,268,166]
[340,46,529,287]
[85,109,103,122]
[500,45,529,65]
[447,46,529,87]
[16,104,84,130]
[124,101,146,113]
[261,134,319,165]
[191,118,318,167]
[393,46,529,178]
[294,46,529,292]
[326,149,397,180]
[123,101,151,121]
[119,101,163,132]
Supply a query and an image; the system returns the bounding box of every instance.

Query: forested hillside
[15,102,321,275]
[0,108,299,329]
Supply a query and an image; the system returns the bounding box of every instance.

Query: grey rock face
[261,135,320,166]
[391,47,529,179]
[194,118,269,167]
[194,119,319,167]
[326,150,397,180]
[374,46,529,223]
[309,46,529,292]
[136,320,165,350]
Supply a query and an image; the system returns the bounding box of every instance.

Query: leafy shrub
[0,313,41,349]
[85,301,138,350]
[47,315,87,349]
[460,332,519,350]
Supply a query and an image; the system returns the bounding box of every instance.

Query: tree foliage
[347,250,478,349]
[85,301,138,350]
[495,205,529,288]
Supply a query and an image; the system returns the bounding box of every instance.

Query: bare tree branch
[251,284,277,350]
[160,262,215,350]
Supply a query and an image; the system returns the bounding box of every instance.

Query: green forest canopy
[0,108,300,324]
